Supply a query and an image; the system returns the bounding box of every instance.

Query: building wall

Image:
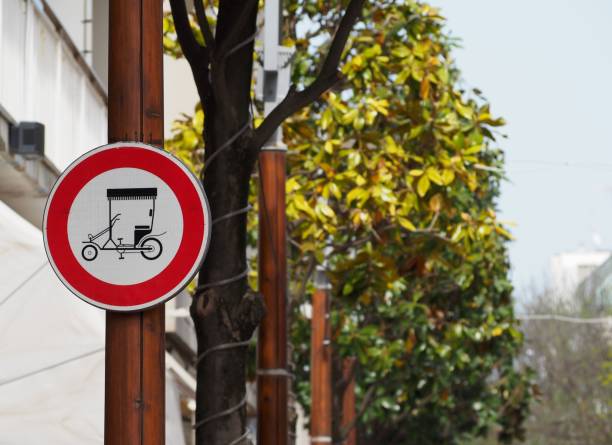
[0,0,107,171]
[45,0,92,63]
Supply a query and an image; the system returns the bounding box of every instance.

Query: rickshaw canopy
[106,188,157,200]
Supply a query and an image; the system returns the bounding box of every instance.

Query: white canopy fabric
[0,201,185,445]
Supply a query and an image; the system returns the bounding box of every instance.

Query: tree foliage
[165,1,534,443]
[166,0,363,443]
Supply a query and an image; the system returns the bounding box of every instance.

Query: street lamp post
[257,1,293,443]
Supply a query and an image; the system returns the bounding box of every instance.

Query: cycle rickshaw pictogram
[81,187,165,261]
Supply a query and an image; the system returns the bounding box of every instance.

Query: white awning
[0,200,186,445]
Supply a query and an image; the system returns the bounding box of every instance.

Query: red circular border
[45,146,206,309]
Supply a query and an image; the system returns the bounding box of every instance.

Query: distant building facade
[549,250,611,302]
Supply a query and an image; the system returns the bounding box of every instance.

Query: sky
[429,0,612,299]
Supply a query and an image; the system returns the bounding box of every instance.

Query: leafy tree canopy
[164,1,534,443]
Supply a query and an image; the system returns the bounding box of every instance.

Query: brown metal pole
[257,149,289,445]
[105,1,165,444]
[310,267,332,445]
[341,357,357,445]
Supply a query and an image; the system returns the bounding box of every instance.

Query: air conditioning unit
[9,122,45,159]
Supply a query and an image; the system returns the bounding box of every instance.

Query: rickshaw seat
[134,226,153,245]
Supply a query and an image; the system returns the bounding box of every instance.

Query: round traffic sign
[43,142,211,311]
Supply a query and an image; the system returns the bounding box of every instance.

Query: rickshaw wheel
[140,238,163,260]
[82,245,98,261]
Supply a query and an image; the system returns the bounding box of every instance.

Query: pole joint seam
[256,368,295,379]
[311,436,333,443]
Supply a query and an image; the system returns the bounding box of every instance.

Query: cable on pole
[193,396,246,430]
[203,120,250,172]
[212,205,252,226]
[196,339,252,365]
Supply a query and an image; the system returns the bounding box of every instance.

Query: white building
[549,250,611,302]
[0,1,198,443]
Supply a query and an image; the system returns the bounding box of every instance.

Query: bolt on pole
[105,1,165,444]
[310,266,332,445]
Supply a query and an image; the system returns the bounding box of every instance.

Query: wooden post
[257,148,289,445]
[341,357,357,445]
[310,266,332,445]
[105,1,165,444]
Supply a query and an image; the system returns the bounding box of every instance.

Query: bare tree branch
[169,0,205,65]
[336,383,376,444]
[211,0,259,121]
[334,357,357,394]
[252,0,366,150]
[214,0,258,60]
[194,0,216,51]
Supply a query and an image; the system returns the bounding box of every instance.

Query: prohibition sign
[43,142,211,311]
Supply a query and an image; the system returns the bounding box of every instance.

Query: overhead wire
[516,314,612,324]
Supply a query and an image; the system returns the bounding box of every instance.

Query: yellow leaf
[347,188,367,205]
[315,202,336,221]
[328,182,341,199]
[351,54,364,69]
[491,327,503,337]
[426,167,443,185]
[467,172,477,191]
[398,217,416,231]
[396,68,411,84]
[342,109,358,125]
[320,108,333,130]
[324,140,334,154]
[417,175,430,197]
[385,135,399,154]
[409,169,424,177]
[464,144,483,155]
[495,225,514,240]
[293,194,316,219]
[367,98,389,116]
[405,330,417,353]
[441,169,455,185]
[392,46,411,58]
[454,99,474,120]
[420,77,430,99]
[286,177,301,193]
[429,194,443,212]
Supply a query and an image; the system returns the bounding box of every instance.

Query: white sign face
[67,168,184,285]
[43,143,211,311]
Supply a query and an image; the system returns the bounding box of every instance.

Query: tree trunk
[167,1,365,442]
[187,2,264,443]
[191,132,263,444]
